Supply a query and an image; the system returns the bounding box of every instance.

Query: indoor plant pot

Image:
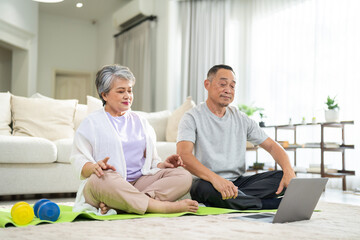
[324,96,340,122]
[325,109,339,122]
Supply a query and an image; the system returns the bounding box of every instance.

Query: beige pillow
[74,104,88,129]
[30,92,87,130]
[11,95,78,141]
[0,92,12,135]
[134,110,172,141]
[31,92,52,99]
[87,95,103,115]
[166,96,196,142]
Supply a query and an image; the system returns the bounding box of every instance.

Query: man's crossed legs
[190,170,284,210]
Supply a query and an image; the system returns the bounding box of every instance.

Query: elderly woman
[71,64,198,215]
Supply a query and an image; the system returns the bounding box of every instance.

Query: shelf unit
[319,121,355,190]
[260,121,355,190]
[245,145,260,173]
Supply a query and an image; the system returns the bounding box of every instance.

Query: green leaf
[325,96,339,110]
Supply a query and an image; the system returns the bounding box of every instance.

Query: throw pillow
[134,110,172,142]
[31,92,87,130]
[166,96,196,142]
[11,95,78,141]
[74,104,88,129]
[31,92,52,99]
[0,92,12,135]
[87,95,103,115]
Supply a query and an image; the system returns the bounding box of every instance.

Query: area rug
[0,201,359,240]
[0,205,276,228]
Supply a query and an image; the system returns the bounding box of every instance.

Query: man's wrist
[281,166,296,177]
[208,172,221,184]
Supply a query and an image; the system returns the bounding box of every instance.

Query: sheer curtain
[170,0,230,107]
[114,20,157,112]
[242,0,360,126]
[171,0,360,190]
[231,0,360,190]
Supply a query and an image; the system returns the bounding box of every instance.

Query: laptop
[230,178,328,223]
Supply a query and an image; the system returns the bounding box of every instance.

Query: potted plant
[259,111,266,127]
[238,104,263,117]
[325,96,340,122]
[252,162,264,170]
[238,104,266,127]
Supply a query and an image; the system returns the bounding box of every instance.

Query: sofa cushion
[0,135,57,163]
[135,110,172,141]
[0,163,81,195]
[31,92,52,99]
[31,92,87,130]
[11,95,78,141]
[86,95,171,141]
[156,141,176,161]
[87,95,103,114]
[54,138,73,163]
[0,92,12,136]
[166,96,196,142]
[74,103,88,130]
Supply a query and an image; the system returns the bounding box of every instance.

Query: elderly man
[177,64,296,210]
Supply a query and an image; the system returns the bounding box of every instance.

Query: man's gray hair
[95,64,136,106]
[207,64,235,82]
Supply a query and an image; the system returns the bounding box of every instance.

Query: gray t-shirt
[177,102,268,181]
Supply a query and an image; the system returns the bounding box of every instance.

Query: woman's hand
[82,157,116,178]
[92,157,116,177]
[157,154,185,169]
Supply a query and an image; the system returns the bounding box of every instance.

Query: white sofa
[0,92,195,196]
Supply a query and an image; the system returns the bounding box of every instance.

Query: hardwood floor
[320,188,360,206]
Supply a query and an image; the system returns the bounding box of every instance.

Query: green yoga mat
[0,205,276,228]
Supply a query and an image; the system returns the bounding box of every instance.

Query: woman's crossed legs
[83,168,198,214]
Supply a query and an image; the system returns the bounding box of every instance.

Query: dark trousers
[190,170,283,210]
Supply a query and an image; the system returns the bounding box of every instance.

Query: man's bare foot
[99,202,110,214]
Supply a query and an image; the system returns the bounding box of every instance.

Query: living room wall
[0,0,172,111]
[0,46,12,91]
[96,13,118,71]
[0,0,38,97]
[37,0,171,109]
[37,12,98,98]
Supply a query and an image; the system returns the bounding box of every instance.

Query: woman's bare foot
[99,199,199,214]
[165,199,199,213]
[99,202,110,214]
[147,199,199,213]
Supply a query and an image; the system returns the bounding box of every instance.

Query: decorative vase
[325,109,339,122]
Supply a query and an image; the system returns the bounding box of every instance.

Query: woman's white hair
[95,64,135,106]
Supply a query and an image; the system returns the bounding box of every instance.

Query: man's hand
[92,157,116,178]
[276,170,296,194]
[157,154,185,169]
[259,138,296,195]
[210,175,238,200]
[177,141,238,200]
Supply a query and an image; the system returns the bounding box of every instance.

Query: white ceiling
[38,0,131,22]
